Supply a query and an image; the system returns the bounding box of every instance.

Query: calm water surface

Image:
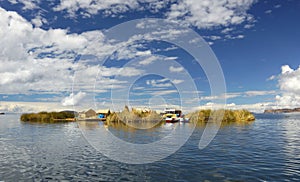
[1,113,300,181]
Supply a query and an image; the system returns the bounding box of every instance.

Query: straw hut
[78,109,96,119]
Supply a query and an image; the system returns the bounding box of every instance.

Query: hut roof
[85,109,96,117]
[96,109,110,114]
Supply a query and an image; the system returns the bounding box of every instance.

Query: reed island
[20,106,255,125]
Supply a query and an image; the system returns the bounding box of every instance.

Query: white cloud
[0,7,128,95]
[99,66,143,77]
[275,65,300,108]
[200,92,241,101]
[146,79,172,88]
[61,91,86,106]
[274,4,282,9]
[149,90,178,96]
[207,35,222,40]
[166,0,256,29]
[278,65,300,94]
[172,79,184,84]
[55,0,257,28]
[169,65,184,73]
[0,101,69,113]
[221,27,234,34]
[53,0,139,17]
[51,0,256,29]
[163,46,178,51]
[244,24,254,29]
[267,75,276,81]
[139,56,157,65]
[265,10,272,14]
[8,0,40,10]
[31,16,43,27]
[164,57,178,61]
[136,50,151,56]
[225,34,245,40]
[281,65,294,74]
[196,102,276,113]
[200,90,276,101]
[244,90,276,97]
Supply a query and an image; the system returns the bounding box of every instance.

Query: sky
[0,0,300,113]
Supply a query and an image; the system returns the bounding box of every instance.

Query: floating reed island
[105,107,255,127]
[187,109,255,124]
[20,111,76,123]
[20,107,255,125]
[105,107,164,129]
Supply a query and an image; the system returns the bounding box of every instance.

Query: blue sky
[0,0,300,112]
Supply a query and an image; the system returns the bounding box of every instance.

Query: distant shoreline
[264,108,300,114]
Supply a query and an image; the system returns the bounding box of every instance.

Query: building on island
[96,109,111,119]
[78,109,110,121]
[78,109,97,120]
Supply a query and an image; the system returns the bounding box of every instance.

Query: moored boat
[162,108,188,123]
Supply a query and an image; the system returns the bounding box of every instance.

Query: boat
[162,108,188,123]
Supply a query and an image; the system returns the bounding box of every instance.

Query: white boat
[162,108,188,123]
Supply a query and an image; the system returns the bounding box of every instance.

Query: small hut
[85,109,97,118]
[78,111,86,119]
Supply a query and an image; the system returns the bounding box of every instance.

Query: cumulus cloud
[136,50,152,56]
[169,66,184,73]
[51,0,257,29]
[31,16,43,27]
[275,65,300,108]
[200,90,276,101]
[0,7,136,95]
[0,101,68,113]
[146,79,172,88]
[166,0,256,29]
[8,0,40,10]
[139,56,158,65]
[196,102,275,113]
[61,92,87,106]
[53,0,140,17]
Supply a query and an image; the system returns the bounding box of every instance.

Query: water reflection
[282,116,300,177]
[77,121,101,130]
[1,114,300,180]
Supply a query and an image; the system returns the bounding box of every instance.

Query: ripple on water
[1,115,300,181]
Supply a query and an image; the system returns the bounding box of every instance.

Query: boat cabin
[164,108,182,117]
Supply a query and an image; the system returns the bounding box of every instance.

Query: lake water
[1,113,300,181]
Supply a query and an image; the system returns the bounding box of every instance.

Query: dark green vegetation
[187,109,255,124]
[20,111,75,123]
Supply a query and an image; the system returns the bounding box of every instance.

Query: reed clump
[187,109,255,124]
[105,107,164,129]
[20,111,75,123]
